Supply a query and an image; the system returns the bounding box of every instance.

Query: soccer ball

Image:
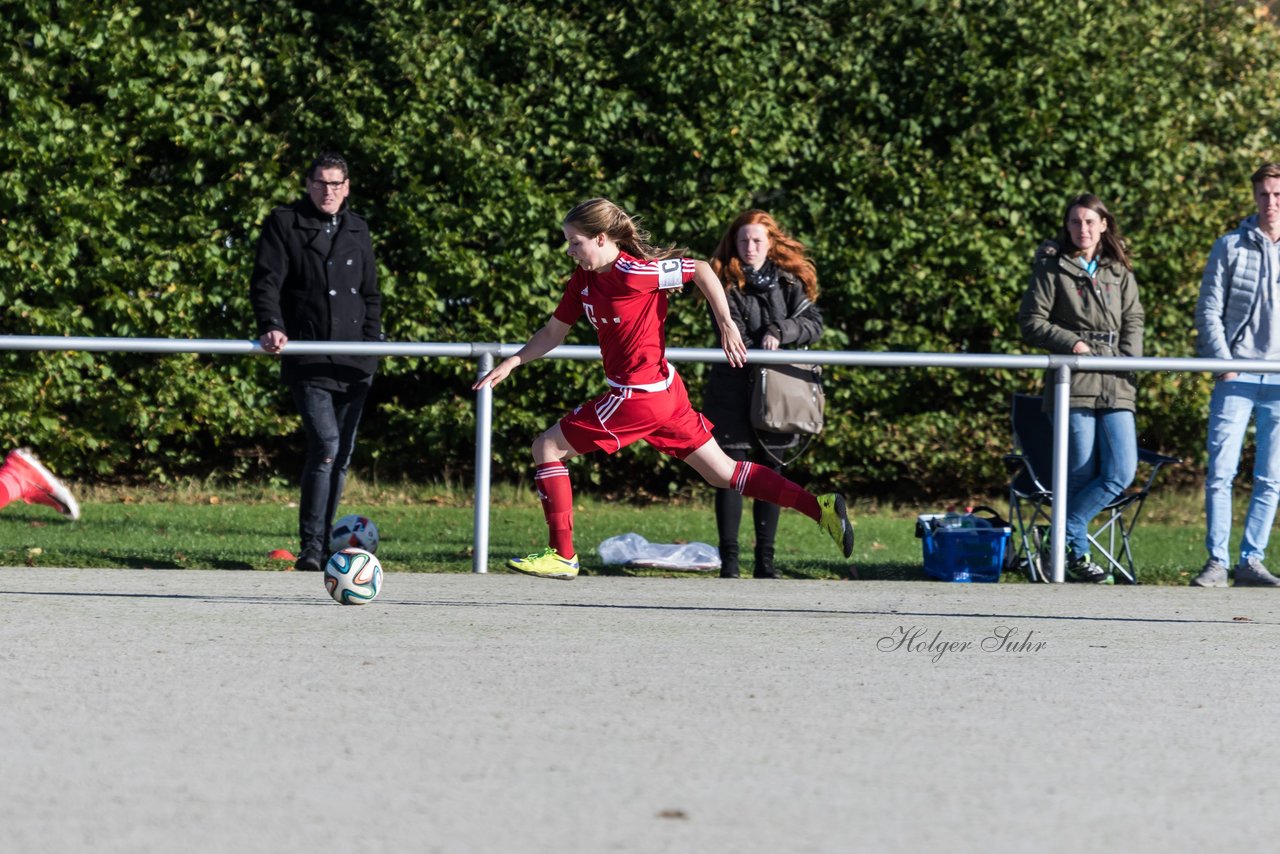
[329,514,379,554]
[324,548,383,606]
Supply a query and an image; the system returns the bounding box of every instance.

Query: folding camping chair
[1003,393,1180,584]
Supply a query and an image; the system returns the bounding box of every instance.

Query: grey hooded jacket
[1196,214,1271,361]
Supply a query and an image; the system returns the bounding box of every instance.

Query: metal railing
[5,334,1275,581]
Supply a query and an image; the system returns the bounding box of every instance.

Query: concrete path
[2,568,1277,853]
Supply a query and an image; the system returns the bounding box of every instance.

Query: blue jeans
[1204,374,1280,565]
[1066,408,1137,557]
[290,381,371,559]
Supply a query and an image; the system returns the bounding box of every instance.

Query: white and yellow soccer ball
[324,548,383,605]
[329,514,379,554]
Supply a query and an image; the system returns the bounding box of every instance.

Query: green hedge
[3,0,1278,495]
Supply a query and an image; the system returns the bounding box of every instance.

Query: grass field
[0,479,1222,585]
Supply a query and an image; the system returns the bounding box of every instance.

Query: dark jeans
[290,380,371,559]
[715,446,782,578]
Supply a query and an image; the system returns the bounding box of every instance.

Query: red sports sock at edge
[731,461,820,521]
[534,462,575,557]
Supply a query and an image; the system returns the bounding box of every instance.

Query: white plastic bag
[596,533,721,571]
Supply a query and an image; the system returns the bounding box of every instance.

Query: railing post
[472,351,495,573]
[1050,364,1072,583]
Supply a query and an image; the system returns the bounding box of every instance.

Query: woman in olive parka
[1018,193,1144,583]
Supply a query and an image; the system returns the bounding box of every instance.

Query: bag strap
[751,428,815,467]
[968,504,1011,528]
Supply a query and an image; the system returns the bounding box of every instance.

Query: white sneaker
[1235,557,1280,587]
[1190,558,1228,588]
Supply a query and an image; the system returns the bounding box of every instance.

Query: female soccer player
[473,198,852,579]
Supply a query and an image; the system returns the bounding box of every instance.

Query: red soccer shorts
[558,370,714,460]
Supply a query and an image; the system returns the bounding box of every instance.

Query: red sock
[535,462,575,557]
[731,461,820,521]
[0,465,19,509]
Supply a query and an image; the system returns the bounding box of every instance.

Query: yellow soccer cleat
[507,547,580,580]
[817,493,854,558]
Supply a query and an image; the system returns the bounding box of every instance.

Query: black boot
[752,496,781,579]
[719,543,740,578]
[753,543,777,579]
[295,547,324,573]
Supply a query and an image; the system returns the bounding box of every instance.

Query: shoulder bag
[749,362,824,465]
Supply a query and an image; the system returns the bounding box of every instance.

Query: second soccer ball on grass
[329,514,379,553]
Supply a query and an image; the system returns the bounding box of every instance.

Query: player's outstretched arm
[472,317,572,390]
[690,260,748,368]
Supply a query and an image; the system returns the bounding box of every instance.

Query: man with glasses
[250,152,383,572]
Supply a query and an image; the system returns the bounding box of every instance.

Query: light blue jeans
[1066,408,1138,558]
[1204,374,1280,566]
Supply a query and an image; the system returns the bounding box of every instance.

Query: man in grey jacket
[1192,163,1280,587]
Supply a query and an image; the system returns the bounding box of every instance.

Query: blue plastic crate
[917,514,1011,583]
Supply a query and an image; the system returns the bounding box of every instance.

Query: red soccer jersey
[553,251,696,389]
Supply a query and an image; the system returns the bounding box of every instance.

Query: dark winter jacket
[250,197,382,385]
[702,270,824,450]
[1018,248,1143,411]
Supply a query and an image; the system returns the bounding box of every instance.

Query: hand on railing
[259,330,287,354]
[473,358,517,391]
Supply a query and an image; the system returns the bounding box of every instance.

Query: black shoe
[295,554,323,573]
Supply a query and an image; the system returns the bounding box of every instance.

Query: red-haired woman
[704,211,824,578]
[473,199,851,579]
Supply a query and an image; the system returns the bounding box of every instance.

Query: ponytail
[562,198,687,261]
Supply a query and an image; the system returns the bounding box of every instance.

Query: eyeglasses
[310,179,347,190]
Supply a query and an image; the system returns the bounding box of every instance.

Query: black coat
[702,271,824,451]
[250,197,382,385]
